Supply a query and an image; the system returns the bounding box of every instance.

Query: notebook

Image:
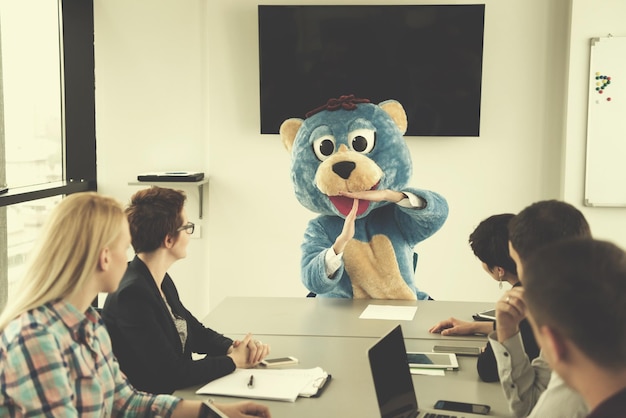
[368,325,488,418]
[195,367,330,402]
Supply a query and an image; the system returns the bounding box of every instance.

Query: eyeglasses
[176,222,195,235]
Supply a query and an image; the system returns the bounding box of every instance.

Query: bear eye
[312,135,336,161]
[349,128,375,154]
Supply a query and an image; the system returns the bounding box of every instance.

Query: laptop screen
[368,325,418,418]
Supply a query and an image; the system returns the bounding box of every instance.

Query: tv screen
[258,5,485,137]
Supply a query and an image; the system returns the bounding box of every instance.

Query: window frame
[0,0,96,208]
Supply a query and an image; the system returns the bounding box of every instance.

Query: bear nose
[332,161,356,180]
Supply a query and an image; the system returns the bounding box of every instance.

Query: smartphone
[406,352,459,370]
[199,401,229,418]
[260,356,299,367]
[472,308,496,322]
[434,400,490,415]
[433,345,482,356]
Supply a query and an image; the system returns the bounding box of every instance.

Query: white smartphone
[260,356,299,367]
[472,308,496,321]
[199,401,229,418]
[406,352,459,370]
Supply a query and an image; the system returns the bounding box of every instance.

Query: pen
[247,374,254,389]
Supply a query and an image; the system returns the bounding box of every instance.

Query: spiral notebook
[196,367,331,402]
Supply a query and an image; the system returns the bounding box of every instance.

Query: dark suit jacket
[102,256,235,394]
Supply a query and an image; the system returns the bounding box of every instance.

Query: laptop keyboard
[423,413,458,418]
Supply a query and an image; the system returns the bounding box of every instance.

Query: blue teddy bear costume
[280,96,448,300]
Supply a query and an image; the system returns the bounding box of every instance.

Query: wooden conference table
[174,297,513,417]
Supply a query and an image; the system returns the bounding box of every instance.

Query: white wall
[94,0,609,320]
[563,0,626,248]
[93,0,210,310]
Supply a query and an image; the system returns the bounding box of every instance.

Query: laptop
[367,325,488,418]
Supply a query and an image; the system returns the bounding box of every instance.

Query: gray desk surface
[203,297,494,341]
[175,334,512,418]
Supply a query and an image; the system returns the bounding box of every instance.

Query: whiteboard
[584,36,626,207]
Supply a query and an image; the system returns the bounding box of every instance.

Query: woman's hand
[215,401,272,418]
[227,333,270,368]
[172,400,271,418]
[244,335,270,365]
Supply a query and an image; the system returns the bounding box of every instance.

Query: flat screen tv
[258,5,485,137]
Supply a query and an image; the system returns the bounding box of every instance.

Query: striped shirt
[0,299,180,417]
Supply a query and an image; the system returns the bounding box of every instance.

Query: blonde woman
[0,192,270,418]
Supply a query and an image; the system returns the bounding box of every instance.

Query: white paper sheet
[359,304,417,321]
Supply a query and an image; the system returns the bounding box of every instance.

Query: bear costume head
[280,95,411,218]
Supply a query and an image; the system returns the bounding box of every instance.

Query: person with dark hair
[102,187,270,395]
[523,238,626,418]
[524,238,626,417]
[469,214,518,285]
[490,200,591,418]
[429,214,539,382]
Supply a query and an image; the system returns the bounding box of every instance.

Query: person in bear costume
[280,95,448,300]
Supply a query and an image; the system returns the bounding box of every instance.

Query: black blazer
[476,282,540,383]
[102,256,235,394]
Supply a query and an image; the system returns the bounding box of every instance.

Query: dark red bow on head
[305,95,371,118]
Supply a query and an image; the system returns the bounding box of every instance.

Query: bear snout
[332,161,356,180]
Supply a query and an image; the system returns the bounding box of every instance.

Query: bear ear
[279,118,304,152]
[379,100,408,135]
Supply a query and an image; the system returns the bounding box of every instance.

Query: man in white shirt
[488,200,590,417]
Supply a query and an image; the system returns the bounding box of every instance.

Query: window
[1,0,63,189]
[0,0,96,311]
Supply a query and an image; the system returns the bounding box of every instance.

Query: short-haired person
[102,187,270,395]
[0,192,270,417]
[429,214,539,382]
[523,238,626,418]
[490,200,591,418]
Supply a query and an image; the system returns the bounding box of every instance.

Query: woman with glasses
[102,186,270,395]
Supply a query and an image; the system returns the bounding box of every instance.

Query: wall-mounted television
[258,4,485,137]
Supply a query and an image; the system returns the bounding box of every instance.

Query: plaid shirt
[0,299,180,417]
